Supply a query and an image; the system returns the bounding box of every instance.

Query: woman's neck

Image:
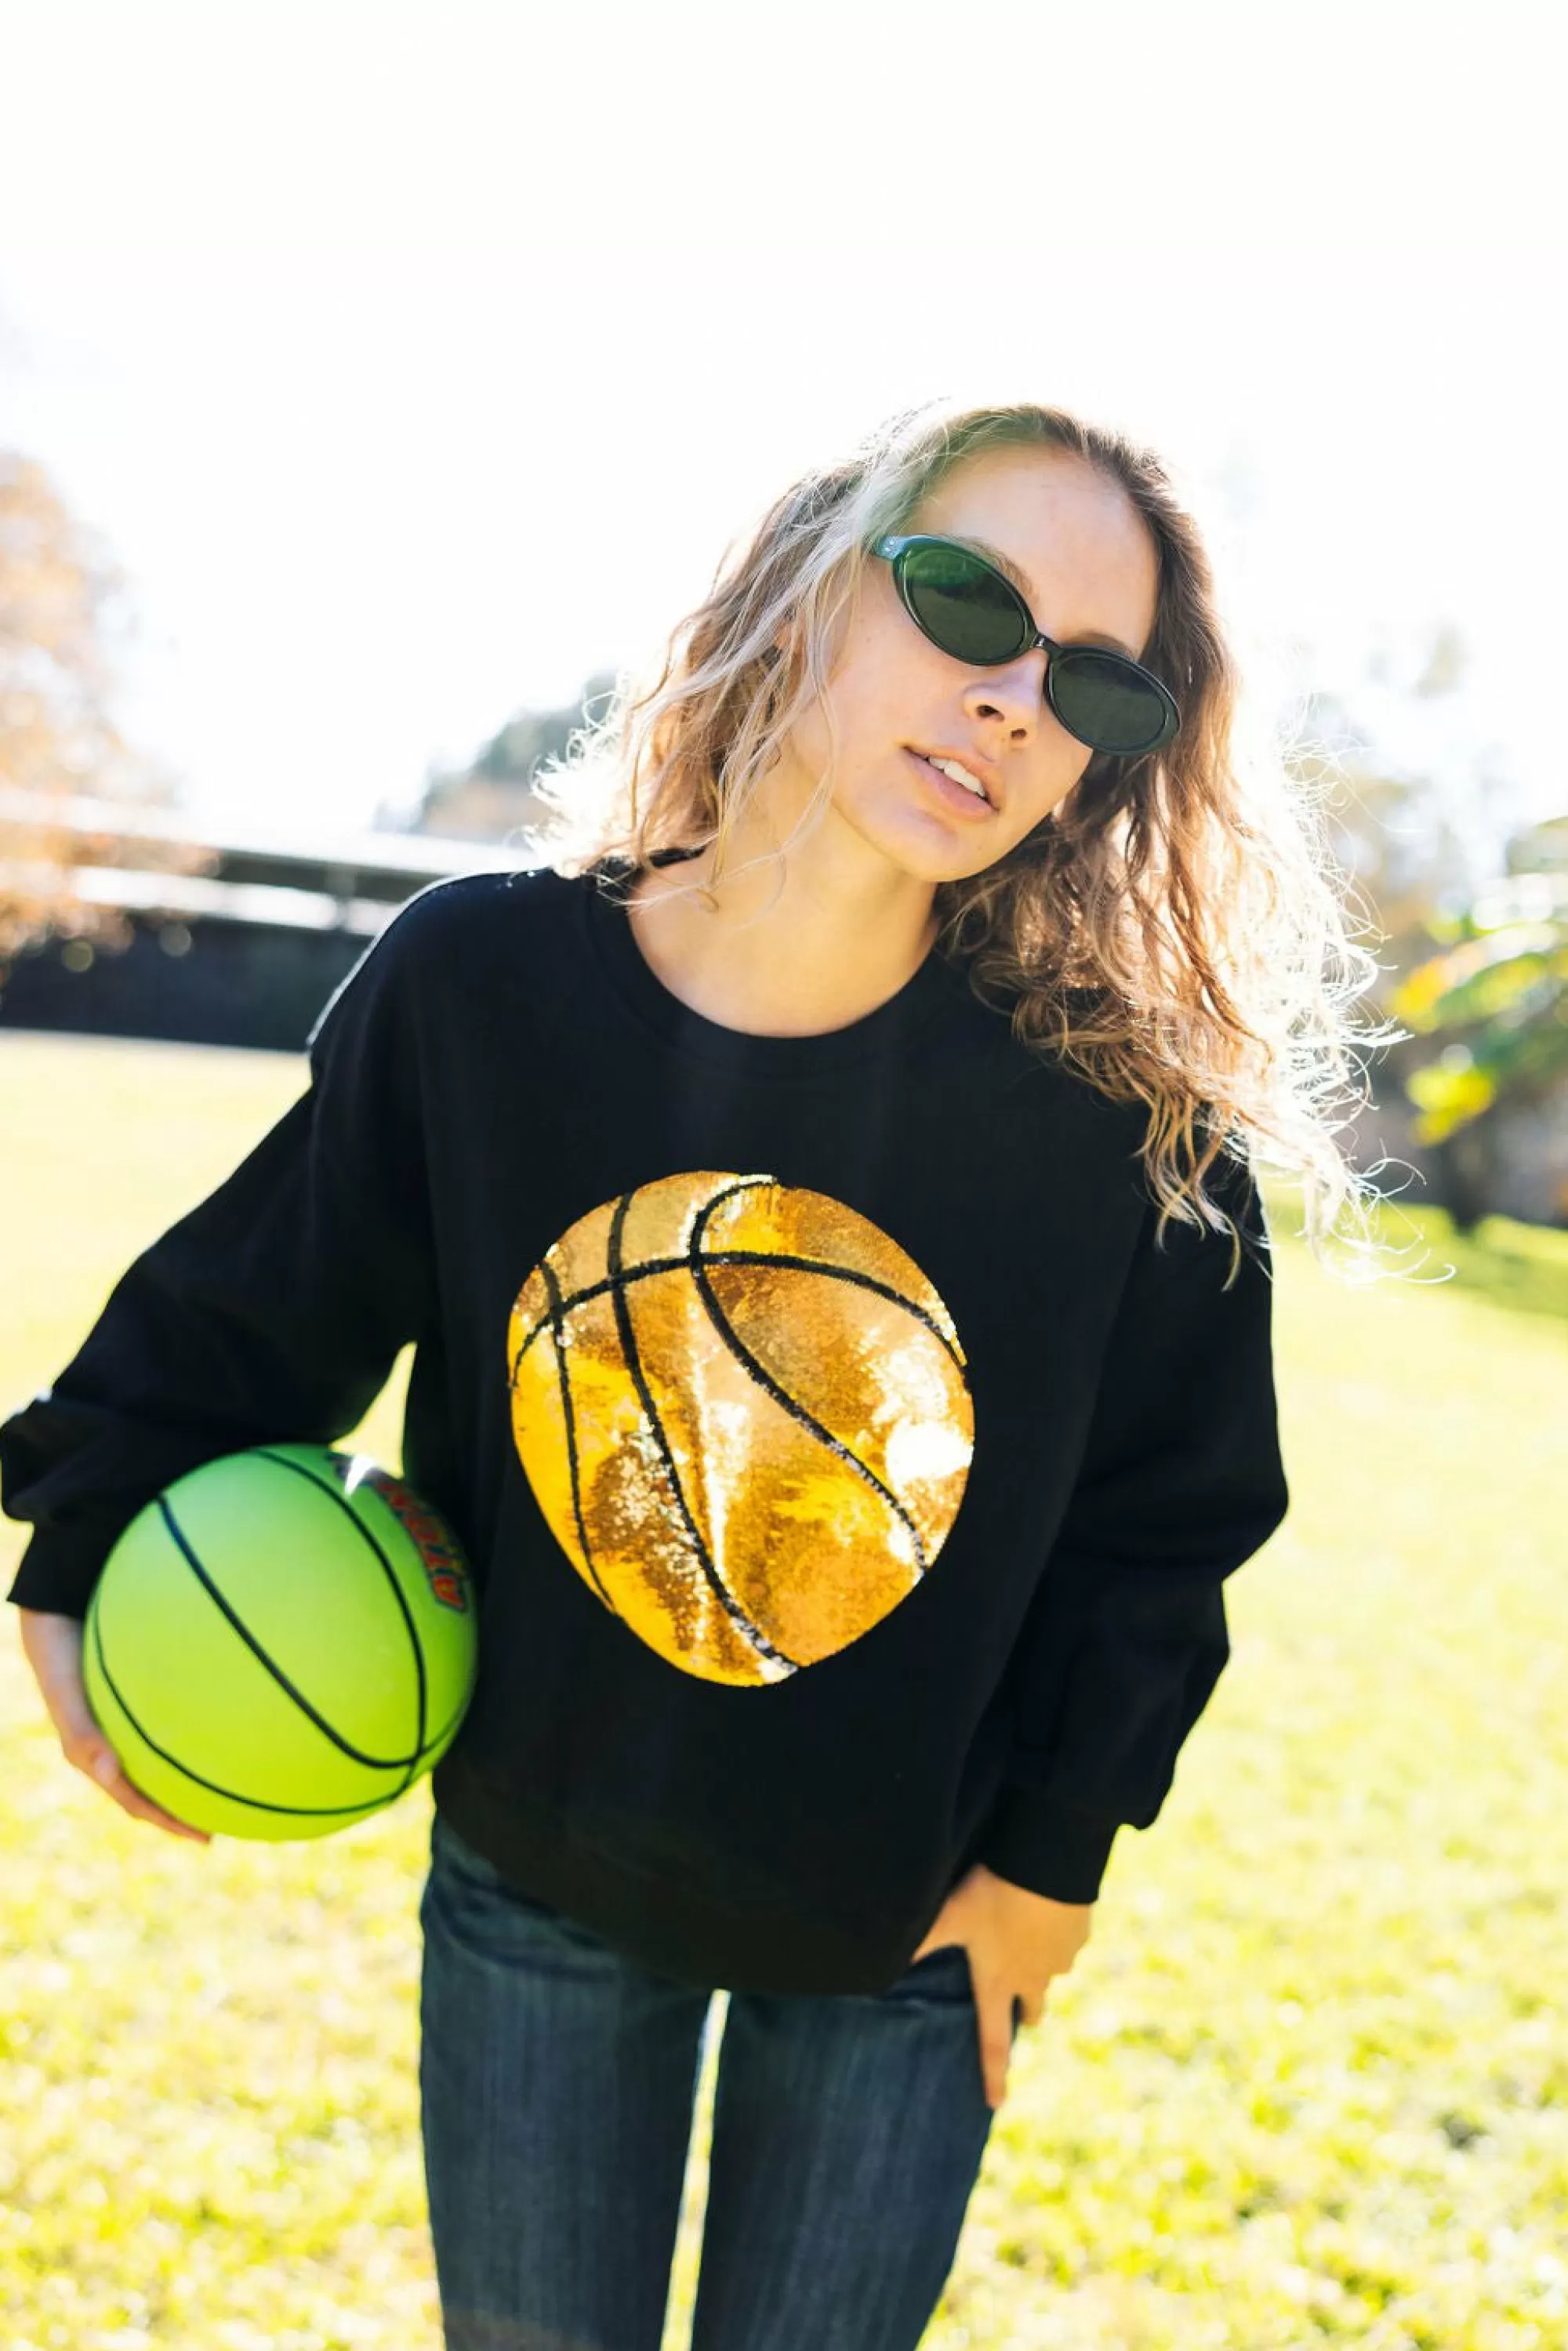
[624,801,941,1040]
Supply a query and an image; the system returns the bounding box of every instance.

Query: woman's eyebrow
[952,533,1140,662]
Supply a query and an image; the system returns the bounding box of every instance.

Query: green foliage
[2,1035,1566,2349]
[1393,872,1568,1143]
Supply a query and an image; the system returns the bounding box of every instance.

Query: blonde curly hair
[526,397,1397,1281]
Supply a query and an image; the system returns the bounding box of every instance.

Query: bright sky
[2,0,1563,865]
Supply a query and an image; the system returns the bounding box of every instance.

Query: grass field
[2,1028,1565,2351]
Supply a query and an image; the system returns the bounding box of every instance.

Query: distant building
[0,792,538,1051]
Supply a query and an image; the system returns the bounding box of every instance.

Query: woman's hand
[913,1861,1092,2108]
[16,1608,211,1842]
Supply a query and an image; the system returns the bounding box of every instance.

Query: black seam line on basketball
[537,1256,612,1609]
[154,1487,424,1779]
[85,1587,406,1817]
[515,1254,966,1378]
[689,1185,930,1578]
[87,1569,467,1786]
[420,1671,479,1761]
[698,1253,964,1370]
[608,1188,798,1674]
[252,1449,430,1789]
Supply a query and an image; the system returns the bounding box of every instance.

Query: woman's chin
[861,802,1012,884]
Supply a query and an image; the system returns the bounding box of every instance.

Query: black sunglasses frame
[873,533,1181,757]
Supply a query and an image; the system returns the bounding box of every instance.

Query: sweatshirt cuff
[5,1518,125,1620]
[974,1783,1122,1905]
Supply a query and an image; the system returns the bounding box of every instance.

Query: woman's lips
[904,747,995,821]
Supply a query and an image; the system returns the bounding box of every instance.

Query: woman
[5,397,1381,2350]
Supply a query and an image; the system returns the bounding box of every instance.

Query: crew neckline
[580,855,973,1080]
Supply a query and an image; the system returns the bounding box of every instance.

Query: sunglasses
[873,534,1180,757]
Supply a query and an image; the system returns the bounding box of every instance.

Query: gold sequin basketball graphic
[506,1172,973,1686]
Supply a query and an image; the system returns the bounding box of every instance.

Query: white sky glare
[1,0,1563,850]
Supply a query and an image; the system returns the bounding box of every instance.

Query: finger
[1018,1983,1047,2030]
[39,1667,103,1757]
[976,1990,1012,2110]
[912,1932,960,1965]
[112,1777,212,1842]
[911,1905,965,1964]
[79,1751,210,1842]
[110,1765,212,1841]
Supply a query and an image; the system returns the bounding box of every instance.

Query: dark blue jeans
[418,1809,1000,2351]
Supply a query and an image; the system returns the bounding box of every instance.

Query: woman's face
[778,441,1163,885]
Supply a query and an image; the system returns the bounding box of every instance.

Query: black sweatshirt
[2,862,1289,1994]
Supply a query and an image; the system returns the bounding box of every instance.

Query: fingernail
[93,1754,117,1786]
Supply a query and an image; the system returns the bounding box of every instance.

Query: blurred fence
[0,793,534,1052]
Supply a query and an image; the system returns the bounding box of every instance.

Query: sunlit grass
[2,1029,1565,2349]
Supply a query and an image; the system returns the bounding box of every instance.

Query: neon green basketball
[82,1444,478,1841]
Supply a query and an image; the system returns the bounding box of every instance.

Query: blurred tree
[1392,818,1568,1226]
[1307,708,1472,956]
[0,451,213,987]
[1290,619,1484,978]
[1283,626,1548,1227]
[408,671,618,842]
[1411,619,1468,701]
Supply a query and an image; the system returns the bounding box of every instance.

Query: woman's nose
[962,651,1047,735]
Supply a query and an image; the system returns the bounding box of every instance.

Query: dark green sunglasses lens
[899,543,1027,663]
[1050,650,1169,755]
[898,542,1171,753]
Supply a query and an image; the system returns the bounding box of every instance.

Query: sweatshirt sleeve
[1,903,436,1620]
[973,1154,1290,1906]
